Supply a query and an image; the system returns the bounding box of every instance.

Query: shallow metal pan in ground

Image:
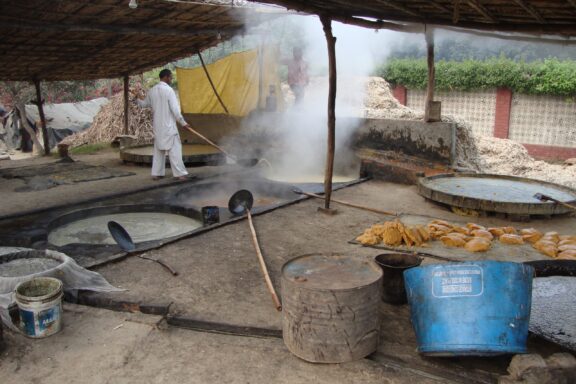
[120,144,226,166]
[46,204,203,249]
[418,173,576,216]
[174,179,295,211]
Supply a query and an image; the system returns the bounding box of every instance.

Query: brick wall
[406,89,496,138]
[493,88,512,139]
[399,87,576,160]
[509,93,576,148]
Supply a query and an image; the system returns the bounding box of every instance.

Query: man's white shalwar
[137,82,188,177]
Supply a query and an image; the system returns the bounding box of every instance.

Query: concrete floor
[0,149,242,218]
[1,305,439,384]
[1,151,575,383]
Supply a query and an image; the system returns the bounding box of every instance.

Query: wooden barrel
[281,253,383,363]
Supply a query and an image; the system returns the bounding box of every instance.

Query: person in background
[136,69,190,180]
[282,47,309,105]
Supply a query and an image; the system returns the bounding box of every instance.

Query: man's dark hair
[159,69,172,79]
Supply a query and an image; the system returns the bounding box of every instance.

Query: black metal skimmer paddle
[107,221,178,276]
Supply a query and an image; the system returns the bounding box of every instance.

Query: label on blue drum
[432,265,483,298]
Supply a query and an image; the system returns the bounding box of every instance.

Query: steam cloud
[226,15,401,181]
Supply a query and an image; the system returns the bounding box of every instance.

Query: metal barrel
[404,261,534,356]
[281,253,383,363]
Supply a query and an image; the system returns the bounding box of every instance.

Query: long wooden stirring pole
[245,209,282,311]
[297,190,397,216]
[184,125,236,162]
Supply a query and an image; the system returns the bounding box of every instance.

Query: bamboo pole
[424,28,436,122]
[320,16,337,210]
[246,209,282,311]
[33,79,50,155]
[183,125,235,162]
[123,74,129,135]
[297,190,397,216]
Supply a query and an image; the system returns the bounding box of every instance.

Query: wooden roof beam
[244,0,423,32]
[429,1,451,14]
[567,0,576,11]
[465,0,497,23]
[512,0,546,24]
[371,1,422,18]
[0,19,242,38]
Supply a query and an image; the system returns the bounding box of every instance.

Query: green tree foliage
[377,58,576,97]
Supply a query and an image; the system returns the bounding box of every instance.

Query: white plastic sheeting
[0,248,122,331]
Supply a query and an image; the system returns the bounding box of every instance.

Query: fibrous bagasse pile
[363,77,418,120]
[61,91,153,147]
[472,136,576,190]
[361,77,576,190]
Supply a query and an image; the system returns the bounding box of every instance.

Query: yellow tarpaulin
[177,48,283,116]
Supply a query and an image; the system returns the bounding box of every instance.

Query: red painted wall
[493,88,513,139]
[392,85,407,106]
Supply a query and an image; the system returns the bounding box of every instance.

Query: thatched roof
[0,0,277,81]
[255,0,576,36]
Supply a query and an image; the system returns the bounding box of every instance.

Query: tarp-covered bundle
[25,98,109,149]
[1,98,108,152]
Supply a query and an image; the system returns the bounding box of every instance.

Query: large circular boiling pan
[120,144,225,165]
[418,173,576,215]
[47,204,203,247]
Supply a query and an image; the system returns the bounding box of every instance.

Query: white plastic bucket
[15,277,63,338]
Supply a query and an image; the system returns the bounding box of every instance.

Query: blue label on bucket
[431,265,483,298]
[38,307,59,333]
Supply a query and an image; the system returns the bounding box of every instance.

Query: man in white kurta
[136,69,190,180]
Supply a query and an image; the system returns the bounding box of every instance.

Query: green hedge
[377,58,576,97]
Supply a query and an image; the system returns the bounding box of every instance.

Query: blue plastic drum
[404,261,534,356]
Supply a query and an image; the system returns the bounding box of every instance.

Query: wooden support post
[33,79,50,155]
[424,29,438,122]
[123,74,129,135]
[320,16,337,210]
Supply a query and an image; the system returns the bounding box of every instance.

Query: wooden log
[123,74,129,135]
[424,29,436,123]
[33,79,50,155]
[320,16,337,210]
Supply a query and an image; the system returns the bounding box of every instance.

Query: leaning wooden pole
[320,16,337,210]
[424,28,435,122]
[123,74,130,135]
[197,50,230,114]
[33,79,50,155]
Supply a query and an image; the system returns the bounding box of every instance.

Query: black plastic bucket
[375,253,422,305]
[201,206,220,226]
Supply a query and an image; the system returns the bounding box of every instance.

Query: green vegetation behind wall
[377,58,576,97]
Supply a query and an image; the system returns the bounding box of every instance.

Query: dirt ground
[1,151,575,383]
